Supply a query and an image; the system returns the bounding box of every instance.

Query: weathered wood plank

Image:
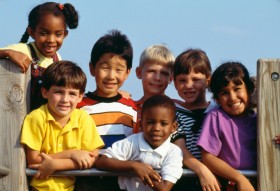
[0,59,30,191]
[257,59,280,191]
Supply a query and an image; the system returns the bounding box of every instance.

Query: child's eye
[161,122,168,126]
[161,71,170,76]
[40,32,47,36]
[56,33,63,37]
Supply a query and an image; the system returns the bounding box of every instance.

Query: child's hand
[197,165,221,191]
[28,153,55,179]
[70,150,94,169]
[236,175,255,191]
[274,134,280,144]
[132,162,161,188]
[118,90,131,99]
[8,50,31,73]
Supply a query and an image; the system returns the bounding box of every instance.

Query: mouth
[229,102,242,109]
[43,46,57,54]
[150,83,162,88]
[104,82,117,88]
[58,105,70,111]
[150,134,162,141]
[183,91,195,97]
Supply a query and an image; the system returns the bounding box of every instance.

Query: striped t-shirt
[77,92,137,149]
[171,101,217,160]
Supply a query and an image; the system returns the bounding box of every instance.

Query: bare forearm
[0,49,11,58]
[152,180,173,191]
[202,151,243,182]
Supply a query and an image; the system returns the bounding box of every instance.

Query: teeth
[231,102,241,108]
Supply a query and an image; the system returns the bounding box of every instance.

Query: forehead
[36,13,66,30]
[97,53,127,66]
[176,69,207,78]
[142,61,172,70]
[142,106,173,118]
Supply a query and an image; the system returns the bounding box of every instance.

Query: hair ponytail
[20,30,29,43]
[61,3,79,29]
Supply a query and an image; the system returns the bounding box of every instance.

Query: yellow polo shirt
[21,104,104,191]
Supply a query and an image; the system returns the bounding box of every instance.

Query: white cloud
[211,26,245,36]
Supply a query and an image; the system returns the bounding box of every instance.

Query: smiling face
[28,13,68,58]
[174,69,210,109]
[136,62,172,100]
[216,80,249,116]
[90,53,130,98]
[42,86,83,126]
[142,106,177,149]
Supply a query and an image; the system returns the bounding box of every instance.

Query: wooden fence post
[0,59,30,191]
[257,59,280,191]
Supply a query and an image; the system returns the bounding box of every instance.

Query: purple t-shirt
[197,107,257,170]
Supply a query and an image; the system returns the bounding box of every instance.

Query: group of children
[0,2,271,191]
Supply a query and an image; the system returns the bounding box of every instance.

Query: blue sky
[1,0,280,100]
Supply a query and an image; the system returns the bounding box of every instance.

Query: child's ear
[135,66,142,79]
[41,87,48,99]
[124,69,131,80]
[206,76,211,88]
[89,63,95,77]
[168,75,173,84]
[171,121,178,133]
[77,93,84,103]
[27,27,34,39]
[64,30,68,38]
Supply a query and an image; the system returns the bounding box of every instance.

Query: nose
[107,69,116,79]
[61,94,69,102]
[229,91,237,101]
[47,34,55,43]
[152,123,161,131]
[185,80,193,88]
[153,72,161,81]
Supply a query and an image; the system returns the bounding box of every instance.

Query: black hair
[173,48,211,79]
[90,29,133,70]
[20,2,79,43]
[209,61,255,99]
[42,60,86,93]
[141,95,176,122]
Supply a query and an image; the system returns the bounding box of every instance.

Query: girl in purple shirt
[197,62,256,191]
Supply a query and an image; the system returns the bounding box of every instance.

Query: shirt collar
[138,133,171,157]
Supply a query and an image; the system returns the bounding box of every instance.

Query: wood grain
[257,59,280,191]
[0,59,30,191]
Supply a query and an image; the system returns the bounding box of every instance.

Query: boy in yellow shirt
[21,60,104,191]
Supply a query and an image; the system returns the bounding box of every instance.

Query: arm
[0,49,31,73]
[274,134,280,144]
[174,138,220,191]
[96,155,161,188]
[26,146,100,169]
[201,149,255,191]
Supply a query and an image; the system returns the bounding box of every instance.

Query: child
[96,95,183,191]
[75,29,137,191]
[0,2,79,111]
[171,49,220,191]
[197,62,257,191]
[134,44,175,133]
[20,61,104,191]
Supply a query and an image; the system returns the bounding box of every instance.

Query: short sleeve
[104,136,132,160]
[161,145,183,183]
[20,111,45,151]
[197,111,222,156]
